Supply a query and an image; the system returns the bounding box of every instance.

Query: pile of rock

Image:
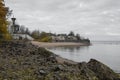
[0,40,119,80]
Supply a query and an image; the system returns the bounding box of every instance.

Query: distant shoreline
[31,41,90,48]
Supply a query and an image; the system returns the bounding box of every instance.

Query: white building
[51,35,78,42]
[12,34,34,40]
[8,17,34,40]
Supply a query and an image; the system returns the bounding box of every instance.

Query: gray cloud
[5,0,120,40]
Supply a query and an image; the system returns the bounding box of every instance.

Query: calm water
[48,41,120,73]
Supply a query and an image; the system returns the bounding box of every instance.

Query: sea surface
[48,41,120,73]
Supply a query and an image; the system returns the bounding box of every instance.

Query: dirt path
[31,41,87,48]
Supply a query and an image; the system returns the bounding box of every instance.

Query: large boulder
[78,62,99,80]
[87,59,120,80]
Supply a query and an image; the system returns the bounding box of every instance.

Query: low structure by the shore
[0,40,119,80]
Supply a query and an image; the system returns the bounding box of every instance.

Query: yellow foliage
[0,0,11,40]
[39,36,52,42]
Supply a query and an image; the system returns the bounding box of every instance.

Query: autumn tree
[30,30,52,42]
[0,0,11,40]
[39,32,52,42]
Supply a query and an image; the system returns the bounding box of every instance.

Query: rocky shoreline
[0,40,120,80]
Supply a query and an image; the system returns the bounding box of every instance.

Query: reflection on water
[48,41,120,73]
[48,46,89,53]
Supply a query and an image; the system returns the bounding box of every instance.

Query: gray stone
[39,70,47,75]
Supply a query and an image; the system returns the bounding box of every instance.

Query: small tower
[11,17,16,34]
[11,17,16,26]
[11,17,19,34]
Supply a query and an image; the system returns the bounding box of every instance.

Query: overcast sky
[5,0,120,40]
